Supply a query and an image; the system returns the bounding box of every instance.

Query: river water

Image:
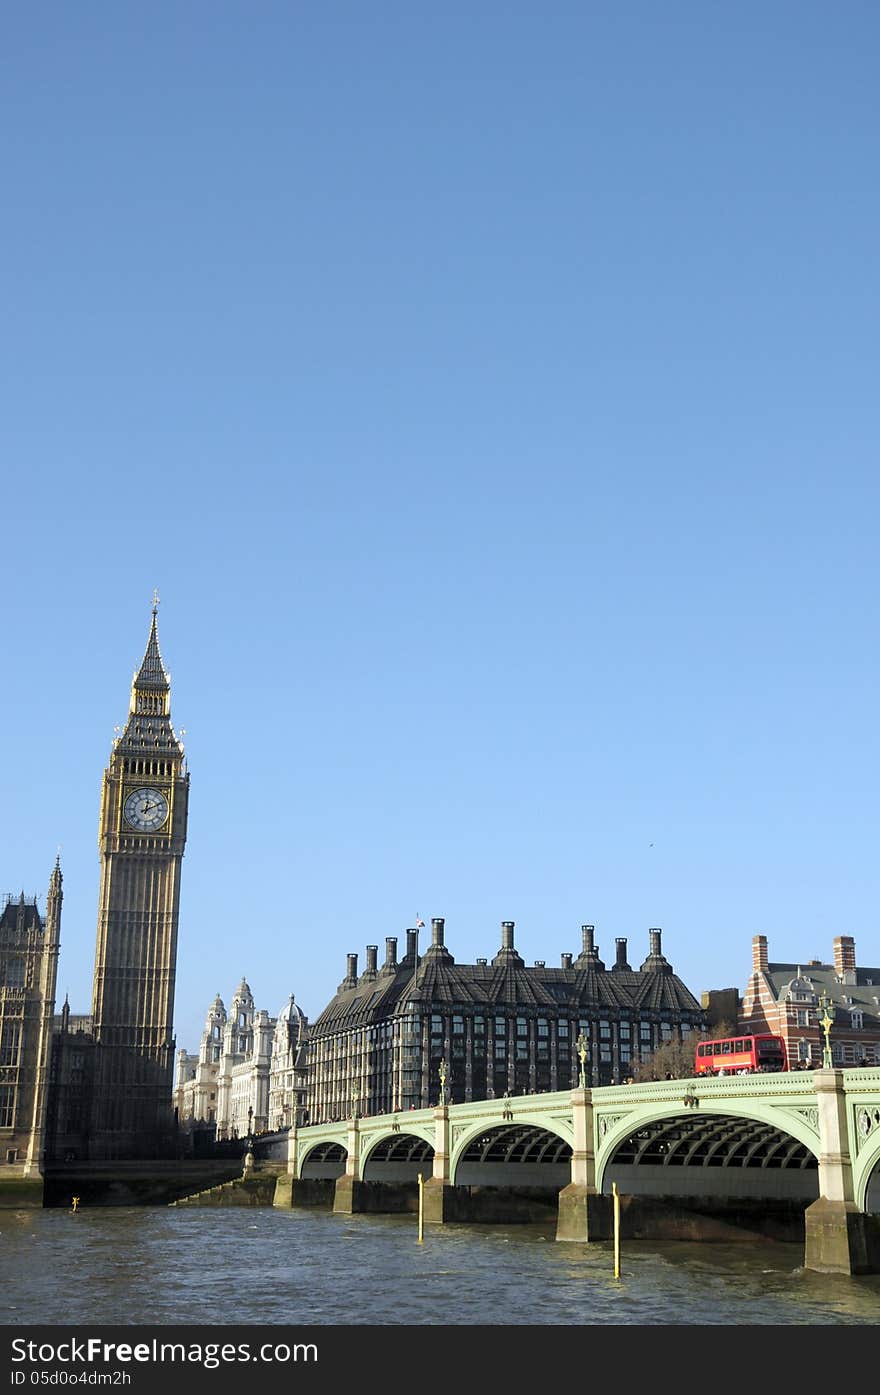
[1,1206,878,1327]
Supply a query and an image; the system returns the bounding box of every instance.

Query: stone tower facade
[90,601,189,1157]
[0,861,62,1175]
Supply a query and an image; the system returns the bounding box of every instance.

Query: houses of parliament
[1,601,192,1173]
[1,601,307,1182]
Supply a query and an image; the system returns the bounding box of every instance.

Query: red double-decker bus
[694,1034,788,1075]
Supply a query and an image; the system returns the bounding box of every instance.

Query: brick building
[739,934,880,1068]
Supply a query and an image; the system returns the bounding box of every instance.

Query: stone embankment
[171,1163,284,1208]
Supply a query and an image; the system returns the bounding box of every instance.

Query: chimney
[384,937,398,970]
[342,952,358,989]
[364,944,378,976]
[561,953,573,969]
[575,924,605,970]
[476,957,487,965]
[492,920,523,966]
[423,917,453,962]
[752,935,768,974]
[613,937,630,971]
[405,928,419,964]
[640,927,670,974]
[534,960,545,968]
[833,936,856,983]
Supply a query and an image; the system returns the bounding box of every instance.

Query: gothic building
[0,864,62,1175]
[174,982,308,1139]
[307,918,705,1123]
[45,601,189,1163]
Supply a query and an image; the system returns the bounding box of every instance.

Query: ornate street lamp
[351,1079,360,1120]
[576,1032,589,1089]
[817,991,834,1069]
[438,1057,448,1106]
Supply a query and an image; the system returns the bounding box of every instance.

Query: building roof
[0,893,44,936]
[312,925,702,1033]
[763,961,880,1024]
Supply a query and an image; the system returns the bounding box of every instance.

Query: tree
[632,1022,735,1082]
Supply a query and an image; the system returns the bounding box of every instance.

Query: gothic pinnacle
[133,597,170,695]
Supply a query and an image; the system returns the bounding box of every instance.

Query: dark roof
[312,943,702,1033]
[0,895,44,936]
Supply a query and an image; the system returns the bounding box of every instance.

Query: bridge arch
[450,1117,573,1188]
[361,1131,435,1183]
[853,1128,880,1213]
[299,1140,347,1180]
[597,1107,819,1200]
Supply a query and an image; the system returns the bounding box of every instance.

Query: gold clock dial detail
[123,787,169,832]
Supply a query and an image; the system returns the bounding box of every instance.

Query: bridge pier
[556,1185,612,1241]
[286,1124,299,1179]
[421,1104,453,1224]
[556,1088,611,1242]
[804,1070,877,1274]
[332,1118,362,1214]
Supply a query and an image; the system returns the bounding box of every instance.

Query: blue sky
[3,3,878,1054]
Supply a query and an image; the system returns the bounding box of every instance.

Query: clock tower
[90,598,189,1157]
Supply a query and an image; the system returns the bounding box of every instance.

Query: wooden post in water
[612,1181,620,1278]
[417,1172,424,1244]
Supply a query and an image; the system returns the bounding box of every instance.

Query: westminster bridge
[265,1068,880,1274]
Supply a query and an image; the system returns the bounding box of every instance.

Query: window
[558,1020,569,1039]
[851,1012,864,1031]
[619,1022,631,1040]
[796,1010,809,1027]
[640,1024,652,1041]
[0,1022,21,1067]
[0,1086,14,1128]
[516,1018,527,1038]
[5,960,24,989]
[798,1040,811,1063]
[495,1018,506,1038]
[599,1021,611,1040]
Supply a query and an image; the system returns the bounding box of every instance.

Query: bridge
[268,1067,880,1274]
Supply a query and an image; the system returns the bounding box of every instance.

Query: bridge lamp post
[818,992,834,1069]
[576,1033,588,1089]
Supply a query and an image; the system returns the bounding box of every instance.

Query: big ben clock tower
[90,596,189,1157]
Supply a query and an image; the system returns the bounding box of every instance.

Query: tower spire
[133,594,170,697]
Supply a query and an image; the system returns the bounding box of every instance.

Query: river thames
[1,1206,878,1326]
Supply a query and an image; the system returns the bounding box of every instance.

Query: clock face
[123,787,169,832]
